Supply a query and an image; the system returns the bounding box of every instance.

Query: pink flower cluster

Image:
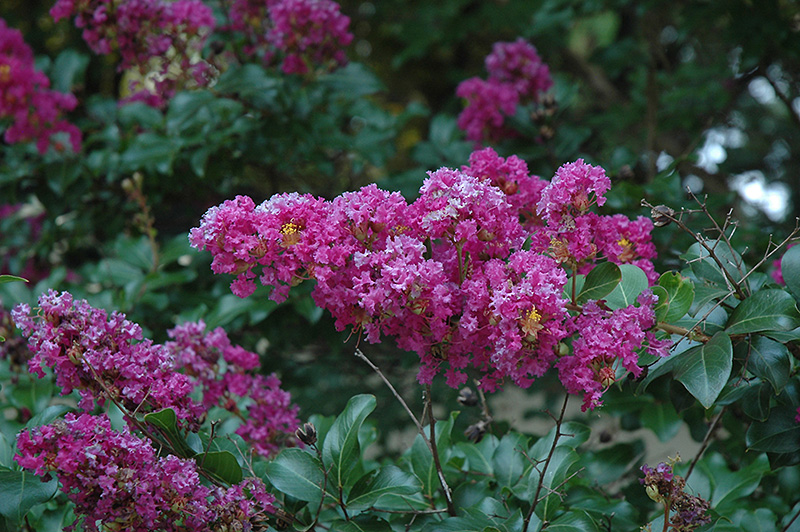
[557,292,670,411]
[167,320,299,457]
[267,0,353,74]
[50,0,215,106]
[12,291,300,446]
[533,159,658,283]
[16,413,274,532]
[457,38,553,143]
[191,151,666,401]
[0,19,81,153]
[13,290,202,425]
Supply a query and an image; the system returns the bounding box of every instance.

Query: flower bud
[295,422,317,446]
[464,420,489,443]
[457,387,479,407]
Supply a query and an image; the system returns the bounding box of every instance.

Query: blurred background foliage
[2,0,800,449]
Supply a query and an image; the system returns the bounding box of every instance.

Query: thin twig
[425,384,457,517]
[641,198,746,299]
[686,408,725,480]
[355,349,456,516]
[354,349,423,432]
[781,504,800,532]
[523,394,570,532]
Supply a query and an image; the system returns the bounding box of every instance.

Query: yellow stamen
[520,306,544,340]
[280,222,302,246]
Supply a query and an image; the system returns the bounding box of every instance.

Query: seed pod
[650,204,675,227]
[457,387,479,407]
[295,422,317,446]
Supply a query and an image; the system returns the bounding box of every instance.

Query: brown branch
[523,394,570,532]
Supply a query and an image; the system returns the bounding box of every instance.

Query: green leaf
[421,498,524,532]
[492,432,529,489]
[748,336,792,393]
[0,470,58,521]
[740,382,772,422]
[404,412,457,499]
[681,240,745,288]
[24,405,72,431]
[322,395,376,492]
[214,64,281,103]
[332,516,394,532]
[265,448,328,504]
[780,244,800,300]
[545,510,600,531]
[319,63,385,97]
[604,264,648,310]
[346,465,422,511]
[640,401,682,442]
[577,262,621,304]
[50,49,89,93]
[656,271,695,322]
[692,452,768,513]
[0,275,27,284]
[120,133,179,174]
[746,405,800,453]
[725,289,800,334]
[457,434,499,476]
[166,91,216,136]
[198,451,242,485]
[674,331,732,408]
[143,408,195,458]
[532,447,580,521]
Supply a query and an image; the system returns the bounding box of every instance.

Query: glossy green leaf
[748,335,791,393]
[780,244,800,301]
[725,289,800,334]
[404,412,457,499]
[492,432,529,489]
[0,470,58,521]
[322,394,376,491]
[457,434,499,476]
[24,405,72,430]
[198,451,242,485]
[532,447,580,521]
[577,262,621,304]
[0,275,27,284]
[143,408,195,458]
[640,401,682,442]
[681,240,745,288]
[265,448,328,504]
[346,465,422,511]
[332,516,394,532]
[421,498,524,532]
[746,406,800,453]
[50,49,89,93]
[693,452,769,512]
[740,382,772,422]
[674,331,732,408]
[320,63,385,97]
[604,264,648,310]
[656,271,695,322]
[545,509,600,531]
[710,508,778,532]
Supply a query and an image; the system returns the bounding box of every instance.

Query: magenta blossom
[16,413,275,532]
[557,291,670,411]
[13,290,203,426]
[267,0,353,74]
[0,18,81,153]
[485,38,553,102]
